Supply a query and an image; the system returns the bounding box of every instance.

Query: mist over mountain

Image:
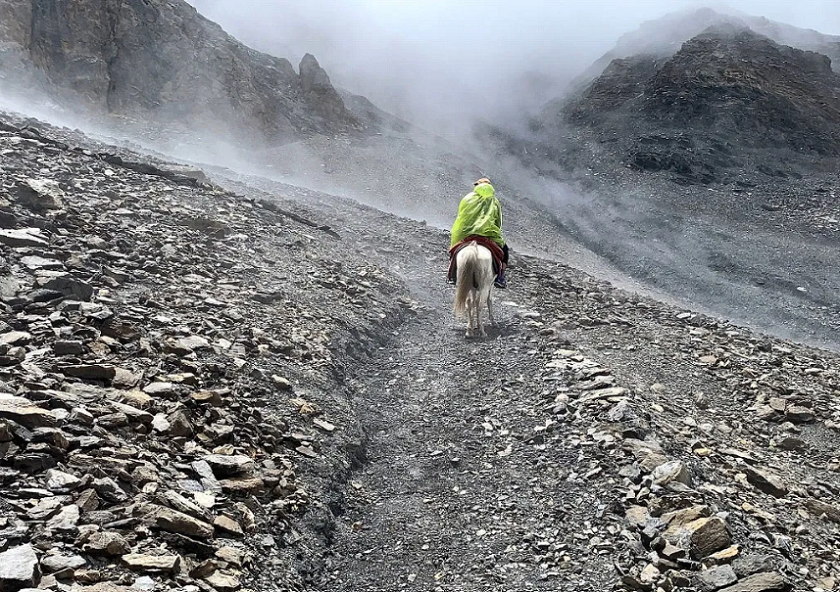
[1,3,840,592]
[0,0,364,144]
[188,1,840,138]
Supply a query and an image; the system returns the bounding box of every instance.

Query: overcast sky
[187,0,840,134]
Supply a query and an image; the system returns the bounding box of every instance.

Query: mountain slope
[0,0,359,143]
[538,26,840,184]
[573,7,840,90]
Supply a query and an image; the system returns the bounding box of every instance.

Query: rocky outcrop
[538,27,840,185]
[0,0,360,142]
[639,28,840,156]
[573,7,840,89]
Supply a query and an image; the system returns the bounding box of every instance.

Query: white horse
[453,242,496,337]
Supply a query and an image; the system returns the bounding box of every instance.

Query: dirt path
[310,247,617,591]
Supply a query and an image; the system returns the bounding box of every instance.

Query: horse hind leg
[487,290,495,327]
[465,291,475,337]
[477,293,486,337]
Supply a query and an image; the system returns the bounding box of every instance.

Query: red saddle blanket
[447,235,504,282]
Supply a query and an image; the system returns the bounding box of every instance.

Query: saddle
[447,235,505,283]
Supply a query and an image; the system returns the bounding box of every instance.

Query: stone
[93,477,128,503]
[172,335,210,352]
[46,504,80,531]
[785,406,815,423]
[696,565,738,591]
[0,331,31,346]
[191,460,222,493]
[191,391,224,406]
[60,364,116,381]
[732,555,777,578]
[705,545,741,565]
[623,438,669,471]
[774,436,805,450]
[804,499,840,523]
[213,515,244,537]
[151,414,171,433]
[160,490,211,521]
[166,409,194,437]
[768,397,787,412]
[14,178,64,211]
[0,544,41,590]
[143,382,175,395]
[0,394,57,428]
[215,547,244,567]
[652,460,692,486]
[83,531,131,556]
[132,465,159,486]
[143,504,214,539]
[75,488,101,512]
[625,505,650,528]
[662,505,710,528]
[0,228,48,248]
[639,563,660,585]
[190,559,218,578]
[123,553,180,572]
[109,402,153,424]
[744,468,788,498]
[219,477,265,494]
[202,454,255,477]
[74,583,130,591]
[95,412,129,428]
[32,428,70,450]
[664,517,731,559]
[42,275,94,301]
[45,469,81,491]
[718,572,791,592]
[131,576,157,591]
[19,255,63,270]
[203,572,241,592]
[271,375,293,391]
[40,553,86,573]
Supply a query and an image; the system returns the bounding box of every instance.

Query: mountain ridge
[0,0,364,144]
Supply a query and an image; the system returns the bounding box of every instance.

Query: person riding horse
[448,178,509,288]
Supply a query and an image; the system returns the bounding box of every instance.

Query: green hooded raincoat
[449,182,505,248]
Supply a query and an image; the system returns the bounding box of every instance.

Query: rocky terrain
[2,106,840,592]
[1,4,840,592]
[570,8,840,92]
[0,0,360,143]
[488,23,840,350]
[0,111,410,591]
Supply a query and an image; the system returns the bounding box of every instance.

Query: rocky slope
[2,107,840,592]
[0,0,359,143]
[571,8,840,90]
[546,26,840,184]
[488,22,840,350]
[0,111,412,591]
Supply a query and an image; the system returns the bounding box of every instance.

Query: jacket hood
[474,183,495,198]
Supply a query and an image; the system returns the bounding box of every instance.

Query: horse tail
[454,245,476,316]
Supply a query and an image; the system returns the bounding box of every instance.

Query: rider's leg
[495,245,509,288]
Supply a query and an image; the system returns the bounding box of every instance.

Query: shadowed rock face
[0,0,359,142]
[639,29,840,156]
[549,27,840,184]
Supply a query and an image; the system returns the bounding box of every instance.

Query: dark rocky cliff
[532,26,840,185]
[0,0,359,142]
